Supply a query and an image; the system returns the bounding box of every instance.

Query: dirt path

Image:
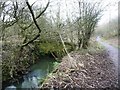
[97,36,119,87]
[97,36,119,69]
[104,37,118,48]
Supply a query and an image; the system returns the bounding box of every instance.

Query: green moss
[36,41,73,58]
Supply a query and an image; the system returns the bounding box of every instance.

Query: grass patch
[78,39,105,54]
[101,36,119,48]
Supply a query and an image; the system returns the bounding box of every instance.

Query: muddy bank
[41,51,118,89]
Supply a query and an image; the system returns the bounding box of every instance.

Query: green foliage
[34,40,74,59]
[39,42,62,53]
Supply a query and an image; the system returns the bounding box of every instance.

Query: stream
[5,56,59,89]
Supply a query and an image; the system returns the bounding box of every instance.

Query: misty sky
[1,0,118,25]
[28,0,119,26]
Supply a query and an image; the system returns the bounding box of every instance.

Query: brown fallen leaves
[41,51,118,89]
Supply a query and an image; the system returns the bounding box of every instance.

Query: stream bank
[41,51,118,89]
[4,56,60,89]
[41,40,118,89]
[2,41,74,89]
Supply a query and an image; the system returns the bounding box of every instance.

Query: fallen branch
[59,34,77,68]
[50,51,58,60]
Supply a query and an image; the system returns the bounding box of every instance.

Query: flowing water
[5,56,59,89]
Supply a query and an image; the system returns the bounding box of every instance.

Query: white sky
[27,0,119,25]
[1,0,119,25]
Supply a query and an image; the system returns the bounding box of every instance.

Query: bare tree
[2,0,49,82]
[76,0,103,49]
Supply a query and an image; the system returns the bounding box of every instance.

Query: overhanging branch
[36,1,50,19]
[21,0,49,47]
[19,1,49,31]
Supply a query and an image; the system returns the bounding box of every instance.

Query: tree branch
[21,34,40,47]
[19,1,49,31]
[36,1,50,19]
[21,0,49,47]
[26,1,41,33]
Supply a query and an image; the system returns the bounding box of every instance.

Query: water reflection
[22,76,38,88]
[5,85,16,90]
[4,57,58,89]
